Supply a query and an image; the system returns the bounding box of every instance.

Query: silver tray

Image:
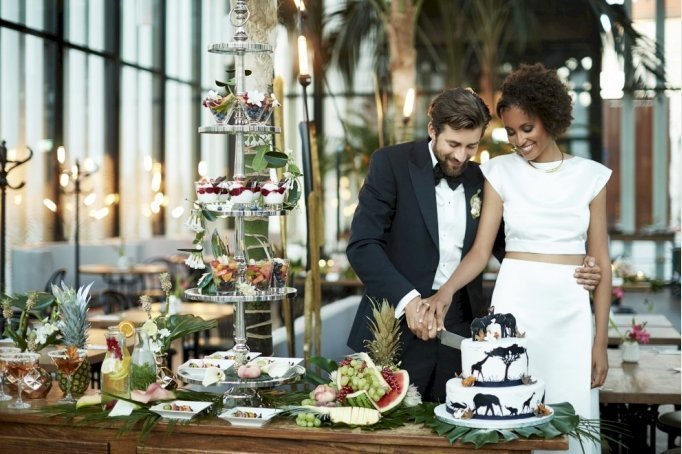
[200,203,287,217]
[184,287,297,303]
[198,124,280,134]
[176,364,305,389]
[208,42,272,54]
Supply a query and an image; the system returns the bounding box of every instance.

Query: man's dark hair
[428,87,492,136]
[496,63,573,138]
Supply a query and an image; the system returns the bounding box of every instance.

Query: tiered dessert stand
[181,0,302,407]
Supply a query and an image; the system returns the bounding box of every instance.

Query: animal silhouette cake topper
[471,307,519,340]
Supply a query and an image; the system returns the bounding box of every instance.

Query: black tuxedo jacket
[346,140,505,353]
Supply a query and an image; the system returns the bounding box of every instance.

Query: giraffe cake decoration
[444,310,548,423]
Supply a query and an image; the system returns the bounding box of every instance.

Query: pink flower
[625,320,650,344]
[612,287,624,300]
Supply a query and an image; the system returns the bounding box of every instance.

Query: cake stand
[434,403,555,430]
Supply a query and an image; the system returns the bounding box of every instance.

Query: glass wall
[0,1,230,291]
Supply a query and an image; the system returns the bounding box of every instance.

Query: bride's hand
[423,287,454,336]
[591,344,608,388]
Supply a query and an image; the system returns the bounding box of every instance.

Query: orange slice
[117,320,135,338]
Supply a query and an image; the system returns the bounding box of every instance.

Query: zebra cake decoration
[445,310,546,421]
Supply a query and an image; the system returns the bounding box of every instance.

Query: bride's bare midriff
[505,252,584,266]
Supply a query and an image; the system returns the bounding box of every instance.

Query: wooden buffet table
[0,386,568,453]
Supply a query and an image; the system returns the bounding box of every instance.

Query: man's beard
[434,145,468,178]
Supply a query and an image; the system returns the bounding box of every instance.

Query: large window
[0,1,230,291]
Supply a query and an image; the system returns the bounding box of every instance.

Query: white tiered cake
[445,312,547,423]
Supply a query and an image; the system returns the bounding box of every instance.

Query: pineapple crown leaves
[52,282,93,348]
[363,297,403,369]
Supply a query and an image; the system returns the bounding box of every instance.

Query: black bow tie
[433,164,462,190]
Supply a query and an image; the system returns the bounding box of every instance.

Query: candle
[298,35,309,76]
[403,88,415,120]
[57,146,66,164]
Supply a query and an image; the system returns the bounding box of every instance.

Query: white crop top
[480,153,611,254]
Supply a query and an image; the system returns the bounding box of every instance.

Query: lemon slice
[107,357,131,381]
[117,320,135,338]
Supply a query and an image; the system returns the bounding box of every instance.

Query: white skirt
[491,259,599,454]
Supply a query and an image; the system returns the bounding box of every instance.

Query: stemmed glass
[4,352,40,409]
[48,348,87,404]
[0,347,21,401]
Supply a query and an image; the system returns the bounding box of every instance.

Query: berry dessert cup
[229,179,260,209]
[271,258,290,293]
[211,256,240,294]
[202,91,237,124]
[260,180,287,209]
[195,178,229,204]
[244,259,274,293]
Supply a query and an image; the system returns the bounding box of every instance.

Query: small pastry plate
[434,403,554,430]
[219,406,282,428]
[150,400,213,421]
[177,359,234,378]
[207,350,262,362]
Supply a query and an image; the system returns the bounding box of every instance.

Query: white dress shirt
[395,143,467,318]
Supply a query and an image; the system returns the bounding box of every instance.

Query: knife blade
[437,329,466,350]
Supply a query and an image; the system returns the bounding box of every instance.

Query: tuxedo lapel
[408,142,438,248]
[462,166,483,254]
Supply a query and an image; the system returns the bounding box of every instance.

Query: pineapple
[364,298,402,369]
[53,282,93,395]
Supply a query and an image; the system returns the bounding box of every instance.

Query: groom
[346,88,601,402]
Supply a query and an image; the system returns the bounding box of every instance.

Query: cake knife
[437,329,466,350]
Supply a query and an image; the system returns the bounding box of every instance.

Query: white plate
[207,350,261,361]
[218,406,282,427]
[150,400,213,421]
[178,359,233,378]
[434,403,554,430]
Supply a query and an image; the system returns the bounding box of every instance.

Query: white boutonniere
[470,189,482,219]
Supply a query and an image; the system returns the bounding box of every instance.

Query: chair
[658,410,681,449]
[99,289,132,314]
[182,318,234,362]
[44,268,67,292]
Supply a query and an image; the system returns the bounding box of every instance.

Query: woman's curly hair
[496,63,573,138]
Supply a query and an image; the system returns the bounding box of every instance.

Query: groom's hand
[574,255,601,291]
[406,296,432,341]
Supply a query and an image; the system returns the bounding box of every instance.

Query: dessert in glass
[260,180,287,210]
[202,90,237,124]
[4,352,40,409]
[195,177,229,204]
[211,256,240,294]
[271,258,290,293]
[245,259,274,293]
[0,346,20,401]
[48,347,88,404]
[228,179,260,209]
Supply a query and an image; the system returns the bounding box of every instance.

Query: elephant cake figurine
[445,310,546,422]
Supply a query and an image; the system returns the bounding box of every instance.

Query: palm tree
[323,0,665,138]
[325,0,424,144]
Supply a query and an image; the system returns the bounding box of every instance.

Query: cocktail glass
[0,347,21,401]
[4,352,40,409]
[48,348,88,404]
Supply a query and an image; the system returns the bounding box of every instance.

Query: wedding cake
[445,312,546,421]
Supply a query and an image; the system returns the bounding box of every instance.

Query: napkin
[108,399,140,417]
[202,367,225,387]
